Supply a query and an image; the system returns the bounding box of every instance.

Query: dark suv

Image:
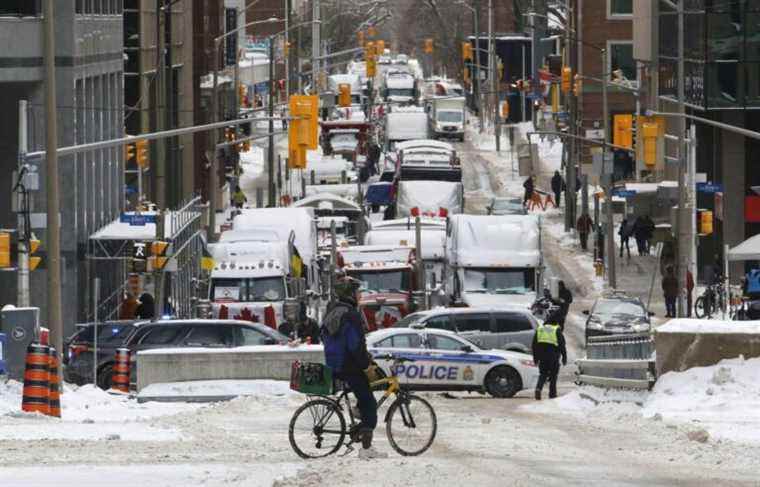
[124,319,289,387]
[63,321,139,389]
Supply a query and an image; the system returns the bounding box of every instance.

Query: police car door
[371,332,428,387]
[422,332,475,388]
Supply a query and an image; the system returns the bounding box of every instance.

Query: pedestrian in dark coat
[532,311,567,400]
[633,216,648,255]
[618,218,632,259]
[686,269,695,318]
[135,293,155,320]
[523,176,534,207]
[662,266,679,318]
[556,281,573,329]
[596,223,605,262]
[642,215,655,254]
[577,214,593,251]
[551,171,564,208]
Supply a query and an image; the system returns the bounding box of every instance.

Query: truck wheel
[97,363,114,390]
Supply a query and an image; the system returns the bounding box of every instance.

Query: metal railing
[576,333,656,390]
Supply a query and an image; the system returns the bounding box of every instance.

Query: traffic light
[573,74,582,97]
[238,84,248,108]
[613,114,634,149]
[338,83,352,107]
[0,231,11,269]
[424,38,434,54]
[366,55,377,77]
[700,210,714,235]
[377,40,385,55]
[125,143,136,162]
[501,100,510,119]
[135,139,149,168]
[288,95,319,169]
[365,41,375,59]
[561,66,572,94]
[150,241,170,271]
[462,42,473,61]
[358,31,365,47]
[284,41,291,57]
[551,84,560,113]
[28,238,41,271]
[641,121,659,167]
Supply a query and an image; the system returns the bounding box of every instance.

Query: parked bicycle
[694,283,726,319]
[288,355,437,459]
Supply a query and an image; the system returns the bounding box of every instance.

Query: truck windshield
[438,111,463,123]
[211,277,286,302]
[349,269,410,293]
[387,88,414,98]
[463,268,535,294]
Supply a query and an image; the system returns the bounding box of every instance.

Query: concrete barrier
[655,319,760,376]
[136,344,325,392]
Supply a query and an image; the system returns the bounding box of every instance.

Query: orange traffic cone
[47,348,61,418]
[111,348,130,393]
[21,343,50,415]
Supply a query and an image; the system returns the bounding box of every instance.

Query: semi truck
[428,96,466,141]
[384,107,428,151]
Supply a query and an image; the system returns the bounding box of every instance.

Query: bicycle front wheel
[289,398,346,459]
[694,296,707,319]
[385,394,437,456]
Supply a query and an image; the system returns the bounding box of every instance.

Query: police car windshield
[464,269,533,294]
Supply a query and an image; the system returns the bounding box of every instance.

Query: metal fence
[576,333,656,390]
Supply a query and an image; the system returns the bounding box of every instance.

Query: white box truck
[428,96,466,141]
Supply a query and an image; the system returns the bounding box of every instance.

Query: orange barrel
[111,348,130,393]
[21,343,50,415]
[47,348,61,417]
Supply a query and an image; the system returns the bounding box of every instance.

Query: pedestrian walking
[618,217,632,259]
[577,213,593,251]
[642,215,655,254]
[281,106,288,130]
[633,215,648,255]
[532,309,567,400]
[596,223,605,263]
[135,293,155,320]
[556,281,573,329]
[662,266,679,318]
[231,185,247,209]
[551,170,564,208]
[523,175,534,207]
[686,269,695,318]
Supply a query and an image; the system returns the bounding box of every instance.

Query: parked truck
[383,70,417,105]
[445,214,542,309]
[428,96,466,141]
[396,180,463,218]
[384,107,428,151]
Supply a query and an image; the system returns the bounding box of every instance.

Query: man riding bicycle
[321,273,387,459]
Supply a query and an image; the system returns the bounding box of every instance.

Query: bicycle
[694,283,726,319]
[288,355,437,459]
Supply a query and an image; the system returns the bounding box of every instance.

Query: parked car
[583,293,652,342]
[487,197,527,216]
[63,321,139,389]
[392,306,538,354]
[368,328,538,398]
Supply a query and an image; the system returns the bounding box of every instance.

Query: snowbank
[658,319,760,334]
[532,356,760,445]
[138,379,298,402]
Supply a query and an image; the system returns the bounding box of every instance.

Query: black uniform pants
[536,358,560,398]
[579,232,588,250]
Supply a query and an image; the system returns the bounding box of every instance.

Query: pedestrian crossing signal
[28,238,41,271]
[136,139,149,168]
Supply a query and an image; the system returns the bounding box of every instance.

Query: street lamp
[208,17,283,241]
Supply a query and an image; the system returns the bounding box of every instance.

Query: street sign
[120,213,157,226]
[585,129,605,140]
[613,189,637,198]
[697,182,723,194]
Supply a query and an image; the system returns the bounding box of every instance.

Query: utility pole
[44,0,63,354]
[268,39,276,207]
[602,49,615,289]
[17,100,30,308]
[489,0,499,151]
[155,0,166,209]
[474,0,483,132]
[676,0,689,316]
[311,0,320,93]
[164,0,175,206]
[285,0,292,96]
[210,41,221,241]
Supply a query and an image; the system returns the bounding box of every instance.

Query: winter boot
[534,389,541,401]
[358,430,388,460]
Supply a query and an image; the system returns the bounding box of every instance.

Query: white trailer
[396,180,463,218]
[384,70,417,105]
[445,214,542,309]
[384,108,428,150]
[428,96,466,141]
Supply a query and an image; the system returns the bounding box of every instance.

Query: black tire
[484,365,522,398]
[289,399,346,459]
[97,363,113,390]
[694,296,708,319]
[386,394,437,456]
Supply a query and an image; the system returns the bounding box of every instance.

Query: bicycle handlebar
[373,353,415,364]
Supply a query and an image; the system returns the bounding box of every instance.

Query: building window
[608,0,632,17]
[609,42,637,83]
[0,1,41,16]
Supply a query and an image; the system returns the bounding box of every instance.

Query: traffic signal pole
[17,100,30,308]
[268,40,276,207]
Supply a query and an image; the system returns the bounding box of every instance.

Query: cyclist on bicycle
[321,273,387,460]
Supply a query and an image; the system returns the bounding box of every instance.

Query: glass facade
[660,0,760,109]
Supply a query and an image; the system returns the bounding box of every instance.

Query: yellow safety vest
[536,324,559,346]
[232,191,246,205]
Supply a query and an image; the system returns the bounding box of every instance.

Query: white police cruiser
[367,328,539,398]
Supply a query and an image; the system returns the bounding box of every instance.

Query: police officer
[532,309,567,400]
[321,274,387,459]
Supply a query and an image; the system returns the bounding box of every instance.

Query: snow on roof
[293,192,361,212]
[90,211,170,241]
[728,234,760,261]
[232,208,316,264]
[449,214,540,267]
[658,319,760,334]
[365,229,445,259]
[396,139,454,152]
[304,184,359,199]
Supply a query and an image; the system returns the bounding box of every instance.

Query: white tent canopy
[728,234,760,261]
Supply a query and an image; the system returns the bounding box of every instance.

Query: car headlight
[631,323,650,333]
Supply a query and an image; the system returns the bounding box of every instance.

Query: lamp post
[210,17,282,240]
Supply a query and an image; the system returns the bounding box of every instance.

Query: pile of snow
[0,380,201,441]
[658,319,760,334]
[139,379,299,402]
[533,356,760,445]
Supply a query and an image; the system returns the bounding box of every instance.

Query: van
[393,307,538,353]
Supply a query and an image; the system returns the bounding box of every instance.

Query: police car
[367,328,539,398]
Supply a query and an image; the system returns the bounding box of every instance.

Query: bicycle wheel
[289,398,347,459]
[385,394,437,456]
[694,296,707,319]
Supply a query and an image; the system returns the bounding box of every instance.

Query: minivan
[393,307,538,353]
